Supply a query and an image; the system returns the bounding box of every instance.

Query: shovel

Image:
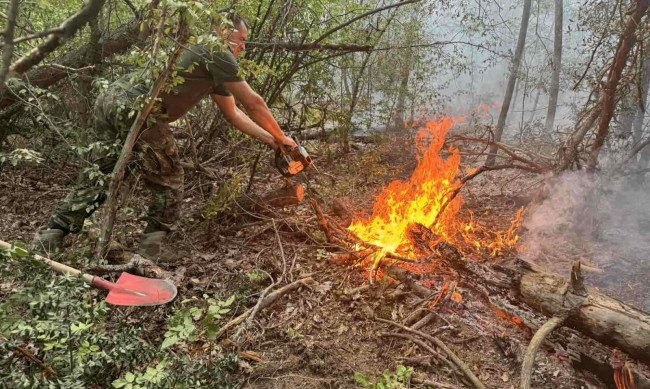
[0,240,177,306]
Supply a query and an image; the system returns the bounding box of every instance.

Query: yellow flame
[347,117,524,270]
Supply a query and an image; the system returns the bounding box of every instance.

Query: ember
[347,117,524,274]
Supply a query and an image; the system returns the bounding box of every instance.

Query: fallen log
[235,184,305,215]
[314,204,650,382]
[450,257,650,363]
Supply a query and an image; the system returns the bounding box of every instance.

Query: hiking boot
[31,228,65,255]
[138,231,184,263]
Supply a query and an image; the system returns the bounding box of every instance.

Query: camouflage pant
[49,85,184,234]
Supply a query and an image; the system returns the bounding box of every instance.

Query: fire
[347,117,524,273]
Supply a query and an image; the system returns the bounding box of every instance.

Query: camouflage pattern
[49,83,184,235]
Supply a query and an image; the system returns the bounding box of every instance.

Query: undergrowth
[0,243,239,388]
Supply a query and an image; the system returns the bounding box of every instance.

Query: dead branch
[433,163,536,227]
[520,316,566,389]
[86,254,184,284]
[0,18,146,110]
[449,135,549,171]
[410,377,459,389]
[236,184,305,215]
[9,0,106,76]
[179,160,219,179]
[381,332,448,366]
[248,41,372,52]
[411,312,436,330]
[556,104,600,172]
[244,219,287,328]
[214,276,315,340]
[97,10,187,258]
[0,337,58,378]
[378,318,486,389]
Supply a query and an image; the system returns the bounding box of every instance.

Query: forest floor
[1,126,647,388]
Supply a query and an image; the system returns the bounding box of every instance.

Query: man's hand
[276,135,297,153]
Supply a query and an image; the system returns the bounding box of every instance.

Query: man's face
[226,22,247,58]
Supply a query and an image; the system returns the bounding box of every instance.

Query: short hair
[212,9,248,30]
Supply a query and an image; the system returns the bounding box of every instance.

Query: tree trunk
[340,12,397,152]
[0,0,21,93]
[391,26,415,131]
[633,45,650,181]
[527,88,541,125]
[8,0,106,76]
[387,256,650,362]
[587,0,649,171]
[0,19,145,110]
[486,0,533,166]
[544,0,564,133]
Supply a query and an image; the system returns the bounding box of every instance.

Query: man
[32,12,296,259]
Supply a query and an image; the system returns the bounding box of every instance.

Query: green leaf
[354,372,371,387]
[161,334,178,349]
[224,295,236,306]
[112,379,127,388]
[125,372,136,383]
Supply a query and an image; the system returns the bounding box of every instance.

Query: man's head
[215,11,248,58]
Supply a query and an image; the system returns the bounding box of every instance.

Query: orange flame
[347,117,523,273]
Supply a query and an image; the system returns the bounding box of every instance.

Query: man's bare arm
[211,94,276,147]
[222,80,296,149]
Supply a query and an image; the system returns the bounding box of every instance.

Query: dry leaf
[313,281,332,294]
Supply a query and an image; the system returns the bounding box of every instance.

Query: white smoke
[520,171,650,310]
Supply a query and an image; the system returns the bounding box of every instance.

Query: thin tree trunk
[508,77,521,127]
[391,25,415,130]
[341,11,397,152]
[633,47,650,174]
[544,0,564,133]
[0,0,20,93]
[486,0,533,166]
[97,10,187,258]
[587,0,649,171]
[526,88,541,124]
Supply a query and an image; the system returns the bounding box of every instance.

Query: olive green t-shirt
[116,44,243,122]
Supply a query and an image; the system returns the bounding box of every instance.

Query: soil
[1,133,647,389]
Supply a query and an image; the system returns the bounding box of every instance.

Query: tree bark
[587,0,649,171]
[544,0,564,133]
[632,45,650,179]
[0,19,145,110]
[516,267,650,362]
[485,0,533,167]
[436,255,650,362]
[0,0,21,93]
[9,0,106,76]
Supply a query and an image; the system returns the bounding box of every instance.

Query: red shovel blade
[99,273,177,306]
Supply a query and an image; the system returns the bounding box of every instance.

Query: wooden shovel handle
[0,239,94,285]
